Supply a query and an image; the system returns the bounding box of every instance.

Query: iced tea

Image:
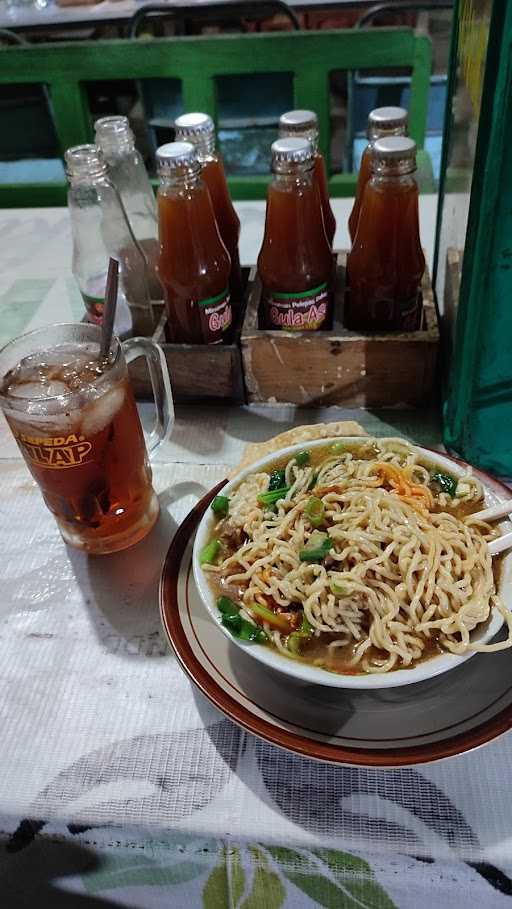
[0,339,159,554]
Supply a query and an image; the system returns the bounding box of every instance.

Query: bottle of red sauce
[257,137,333,331]
[157,141,232,344]
[175,113,242,305]
[348,106,408,244]
[279,109,336,248]
[345,136,425,333]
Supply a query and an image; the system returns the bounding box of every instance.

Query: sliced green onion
[218,597,267,643]
[299,614,313,636]
[200,539,221,565]
[239,620,268,643]
[305,496,325,528]
[268,469,286,492]
[329,579,348,597]
[221,611,242,634]
[217,596,240,617]
[295,449,310,467]
[330,441,344,453]
[299,530,332,562]
[431,471,457,498]
[287,632,303,654]
[211,495,229,517]
[257,486,289,507]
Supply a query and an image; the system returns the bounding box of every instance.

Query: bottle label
[198,288,232,344]
[266,282,329,331]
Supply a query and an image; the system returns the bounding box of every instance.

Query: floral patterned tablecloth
[2,205,512,909]
[1,457,512,909]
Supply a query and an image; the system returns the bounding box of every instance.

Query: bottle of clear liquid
[345,136,424,332]
[94,116,162,302]
[348,106,408,243]
[157,142,232,344]
[257,137,333,331]
[279,109,336,248]
[174,112,242,305]
[65,144,154,336]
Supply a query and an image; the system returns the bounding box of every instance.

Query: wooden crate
[241,252,439,408]
[128,275,247,404]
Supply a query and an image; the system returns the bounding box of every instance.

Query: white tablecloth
[3,204,512,908]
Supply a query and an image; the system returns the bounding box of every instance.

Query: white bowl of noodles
[193,437,512,689]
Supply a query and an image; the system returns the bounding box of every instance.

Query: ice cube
[45,381,70,398]
[8,380,70,399]
[9,406,81,433]
[80,385,125,437]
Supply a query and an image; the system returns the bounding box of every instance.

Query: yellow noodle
[206,439,511,673]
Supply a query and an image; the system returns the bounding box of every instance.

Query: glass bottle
[257,137,333,331]
[174,112,242,305]
[65,144,154,336]
[156,141,232,345]
[279,108,336,248]
[345,136,425,333]
[348,106,408,243]
[94,115,162,302]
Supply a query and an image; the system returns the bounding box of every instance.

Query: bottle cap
[368,106,408,139]
[65,144,108,180]
[372,136,417,174]
[175,112,214,139]
[271,137,314,172]
[279,109,318,133]
[95,115,135,153]
[156,141,199,175]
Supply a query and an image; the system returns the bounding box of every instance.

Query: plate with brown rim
[159,465,512,768]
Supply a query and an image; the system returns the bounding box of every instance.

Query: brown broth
[300,632,445,676]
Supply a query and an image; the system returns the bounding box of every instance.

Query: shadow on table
[0,835,120,908]
[66,482,204,661]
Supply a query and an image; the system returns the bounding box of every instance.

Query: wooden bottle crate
[128,273,248,404]
[241,252,439,408]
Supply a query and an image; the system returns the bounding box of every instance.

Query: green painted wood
[0,28,431,206]
[182,76,217,123]
[293,67,331,172]
[408,35,432,151]
[50,82,92,153]
[443,0,512,475]
[0,183,68,208]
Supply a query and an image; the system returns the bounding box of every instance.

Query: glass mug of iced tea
[0,323,174,555]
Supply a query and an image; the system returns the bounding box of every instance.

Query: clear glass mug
[0,323,174,555]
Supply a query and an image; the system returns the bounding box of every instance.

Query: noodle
[205,438,512,674]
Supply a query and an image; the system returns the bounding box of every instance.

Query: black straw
[99,257,119,361]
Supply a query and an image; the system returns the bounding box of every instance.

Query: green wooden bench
[0,27,432,207]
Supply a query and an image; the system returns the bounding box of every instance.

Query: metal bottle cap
[369,106,408,129]
[156,141,199,175]
[279,109,318,133]
[368,106,408,141]
[175,112,214,139]
[372,136,417,174]
[271,137,314,172]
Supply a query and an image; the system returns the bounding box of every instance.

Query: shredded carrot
[314,463,434,512]
[373,462,434,510]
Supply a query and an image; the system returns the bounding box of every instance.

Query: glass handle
[122,336,174,455]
